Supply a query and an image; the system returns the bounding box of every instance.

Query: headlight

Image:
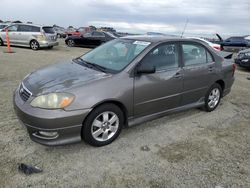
[30,93,75,109]
[244,52,250,57]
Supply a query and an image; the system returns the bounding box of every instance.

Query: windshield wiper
[86,62,107,73]
[73,57,107,73]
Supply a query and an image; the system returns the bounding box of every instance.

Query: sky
[1,0,250,37]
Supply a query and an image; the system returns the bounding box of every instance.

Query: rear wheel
[48,46,53,49]
[30,40,39,50]
[82,104,124,147]
[0,38,3,46]
[204,83,222,112]
[67,39,75,47]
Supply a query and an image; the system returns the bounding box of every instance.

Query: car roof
[121,35,209,44]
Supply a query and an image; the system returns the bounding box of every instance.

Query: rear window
[42,27,55,34]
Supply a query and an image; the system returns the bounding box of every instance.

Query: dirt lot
[0,40,250,188]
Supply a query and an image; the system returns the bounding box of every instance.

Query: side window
[182,44,207,66]
[141,43,179,71]
[7,25,18,32]
[84,33,91,37]
[207,52,214,63]
[93,32,105,37]
[18,25,32,32]
[31,26,40,32]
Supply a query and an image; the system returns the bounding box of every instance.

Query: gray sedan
[14,36,235,146]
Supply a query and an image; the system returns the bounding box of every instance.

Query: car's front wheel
[30,40,39,50]
[82,104,124,146]
[204,83,222,112]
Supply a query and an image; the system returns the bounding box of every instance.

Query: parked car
[54,27,66,38]
[0,23,58,50]
[65,28,81,37]
[216,34,250,50]
[14,36,235,147]
[65,31,116,48]
[235,48,250,69]
[187,37,221,51]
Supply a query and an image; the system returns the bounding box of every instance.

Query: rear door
[134,42,183,117]
[90,31,105,46]
[180,42,216,105]
[16,25,33,46]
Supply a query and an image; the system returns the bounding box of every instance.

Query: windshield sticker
[133,41,151,46]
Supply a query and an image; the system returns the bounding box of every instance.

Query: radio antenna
[181,19,189,38]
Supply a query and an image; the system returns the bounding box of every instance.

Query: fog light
[39,131,58,138]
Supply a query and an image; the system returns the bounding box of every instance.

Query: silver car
[0,23,58,50]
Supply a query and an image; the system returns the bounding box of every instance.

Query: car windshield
[80,39,151,73]
[106,32,117,38]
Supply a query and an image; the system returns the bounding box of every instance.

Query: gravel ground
[0,40,250,188]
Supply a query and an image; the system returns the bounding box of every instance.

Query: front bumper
[38,40,59,48]
[13,88,91,146]
[235,58,250,68]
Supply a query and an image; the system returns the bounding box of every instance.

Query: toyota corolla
[14,36,235,146]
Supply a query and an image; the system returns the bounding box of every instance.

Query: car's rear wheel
[82,104,124,147]
[204,83,222,112]
[30,40,39,50]
[67,39,75,47]
[48,46,53,49]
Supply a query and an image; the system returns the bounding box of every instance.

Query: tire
[0,38,3,46]
[57,34,61,38]
[30,40,39,50]
[48,46,53,49]
[67,39,75,47]
[204,83,222,112]
[82,104,124,147]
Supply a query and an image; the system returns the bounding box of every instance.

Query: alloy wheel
[67,40,75,47]
[208,88,220,109]
[91,111,119,142]
[30,41,39,50]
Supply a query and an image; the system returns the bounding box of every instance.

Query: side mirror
[136,64,156,74]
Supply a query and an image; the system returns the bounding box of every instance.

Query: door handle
[208,66,214,72]
[174,72,182,79]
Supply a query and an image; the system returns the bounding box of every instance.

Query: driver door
[133,42,183,118]
[4,25,18,45]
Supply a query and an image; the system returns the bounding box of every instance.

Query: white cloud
[0,0,250,36]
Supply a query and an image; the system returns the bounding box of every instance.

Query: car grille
[19,83,32,102]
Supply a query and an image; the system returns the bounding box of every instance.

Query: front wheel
[204,83,222,112]
[30,40,39,50]
[82,104,124,147]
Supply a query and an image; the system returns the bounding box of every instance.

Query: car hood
[23,60,110,96]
